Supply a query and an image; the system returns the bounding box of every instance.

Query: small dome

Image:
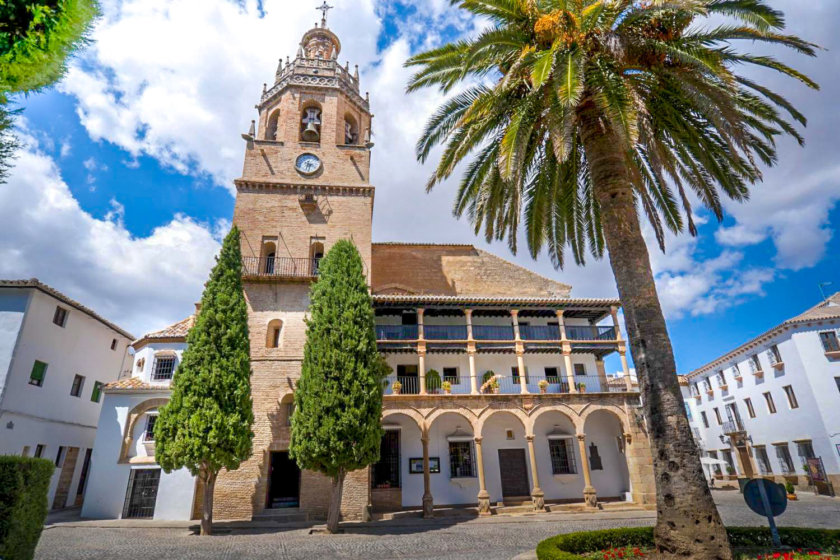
[301,27,341,60]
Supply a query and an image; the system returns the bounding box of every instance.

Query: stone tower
[214,13,375,521]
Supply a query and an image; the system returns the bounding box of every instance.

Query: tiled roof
[371,243,572,299]
[132,316,194,349]
[0,279,133,339]
[103,377,155,391]
[688,292,840,378]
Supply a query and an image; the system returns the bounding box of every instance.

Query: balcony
[382,373,636,396]
[242,257,320,280]
[722,420,745,435]
[375,325,419,341]
[566,326,617,341]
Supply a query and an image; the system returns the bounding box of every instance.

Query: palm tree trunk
[579,105,732,559]
[326,468,346,534]
[200,465,217,536]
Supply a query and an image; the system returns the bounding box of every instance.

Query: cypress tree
[154,226,254,536]
[290,239,385,533]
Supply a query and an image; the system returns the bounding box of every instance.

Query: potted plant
[577,382,587,393]
[442,380,452,394]
[785,481,797,501]
[538,379,549,394]
[392,380,402,395]
[481,374,499,394]
[426,369,441,394]
[725,465,736,478]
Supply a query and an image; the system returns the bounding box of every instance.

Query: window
[836,377,840,395]
[70,374,85,397]
[55,446,66,467]
[136,357,145,371]
[749,354,762,374]
[819,331,840,353]
[34,444,45,458]
[755,446,772,475]
[766,345,782,366]
[511,366,528,384]
[713,407,723,425]
[22,446,30,457]
[690,383,700,397]
[29,360,47,387]
[344,114,359,145]
[774,444,795,474]
[701,411,709,428]
[745,398,756,418]
[372,430,400,488]
[796,441,815,463]
[266,319,283,348]
[716,371,727,387]
[53,306,68,327]
[548,439,577,475]
[285,402,295,427]
[783,385,799,409]
[703,378,713,392]
[443,367,460,385]
[91,381,104,403]
[151,355,176,381]
[573,363,586,376]
[588,443,603,471]
[708,451,722,475]
[110,338,118,351]
[763,392,777,414]
[144,414,157,442]
[722,450,735,473]
[684,403,693,423]
[448,441,476,478]
[300,106,322,142]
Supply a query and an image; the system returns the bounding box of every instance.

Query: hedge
[0,456,55,560]
[536,527,840,560]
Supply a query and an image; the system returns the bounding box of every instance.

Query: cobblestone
[36,491,838,560]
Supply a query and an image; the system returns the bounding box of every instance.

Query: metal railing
[424,325,468,340]
[376,325,418,341]
[566,326,617,340]
[382,373,637,396]
[386,376,420,395]
[242,257,319,278]
[472,325,516,340]
[722,420,745,434]
[520,325,561,340]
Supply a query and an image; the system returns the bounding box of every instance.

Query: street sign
[744,478,787,547]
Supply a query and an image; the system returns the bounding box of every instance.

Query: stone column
[516,352,529,394]
[475,437,491,515]
[595,359,608,392]
[611,306,633,391]
[421,430,434,518]
[468,351,478,395]
[465,309,474,340]
[555,309,568,340]
[418,349,427,395]
[526,435,545,511]
[619,350,633,391]
[510,309,521,339]
[417,308,425,340]
[577,434,598,507]
[511,310,529,394]
[563,351,576,393]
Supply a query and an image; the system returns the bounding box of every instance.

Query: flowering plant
[481,375,500,394]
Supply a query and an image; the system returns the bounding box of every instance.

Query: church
[81,14,655,522]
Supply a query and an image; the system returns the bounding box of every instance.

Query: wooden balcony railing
[242,257,320,279]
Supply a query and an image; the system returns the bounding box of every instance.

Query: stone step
[252,508,310,523]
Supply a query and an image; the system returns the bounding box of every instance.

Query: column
[517,352,529,394]
[555,309,568,340]
[511,310,529,394]
[421,430,434,518]
[465,309,474,340]
[417,308,425,340]
[557,310,577,393]
[468,351,478,395]
[595,359,608,392]
[611,306,633,391]
[577,434,598,508]
[418,349,427,395]
[475,437,491,515]
[620,350,633,391]
[526,435,545,512]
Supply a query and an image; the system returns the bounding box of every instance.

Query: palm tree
[405,1,817,557]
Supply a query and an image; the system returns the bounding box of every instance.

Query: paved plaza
[36,491,839,560]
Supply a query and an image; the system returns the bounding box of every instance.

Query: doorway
[267,451,301,509]
[498,449,530,498]
[123,468,161,519]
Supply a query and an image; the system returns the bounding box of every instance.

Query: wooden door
[498,448,530,497]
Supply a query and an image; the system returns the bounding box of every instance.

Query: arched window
[310,241,324,275]
[344,114,359,145]
[266,319,283,349]
[265,110,280,141]
[300,103,322,142]
[261,241,277,274]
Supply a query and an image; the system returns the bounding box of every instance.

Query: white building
[0,279,133,509]
[684,292,840,494]
[81,317,197,520]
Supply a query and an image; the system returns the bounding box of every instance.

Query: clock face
[295,153,322,175]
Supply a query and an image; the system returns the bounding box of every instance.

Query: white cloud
[0,134,221,337]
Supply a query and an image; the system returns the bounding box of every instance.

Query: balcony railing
[722,420,745,434]
[376,325,418,341]
[382,373,636,396]
[472,325,516,340]
[424,325,468,340]
[520,325,561,340]
[242,257,320,278]
[566,326,617,340]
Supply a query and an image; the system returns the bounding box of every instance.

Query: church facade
[82,18,655,522]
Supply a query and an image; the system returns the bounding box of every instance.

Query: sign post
[743,478,787,549]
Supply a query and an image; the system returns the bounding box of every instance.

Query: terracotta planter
[392,386,402,395]
[539,386,548,394]
[787,493,798,501]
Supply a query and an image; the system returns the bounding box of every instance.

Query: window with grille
[716,371,726,386]
[764,392,777,414]
[53,306,68,327]
[29,360,47,387]
[443,367,460,385]
[548,439,576,475]
[766,345,782,365]
[783,385,799,409]
[745,398,756,418]
[70,374,85,397]
[749,354,762,373]
[448,441,476,478]
[820,331,840,353]
[144,415,157,442]
[152,356,176,381]
[545,367,561,384]
[774,444,794,474]
[372,430,400,488]
[796,441,815,461]
[122,469,161,519]
[755,447,772,475]
[588,443,603,471]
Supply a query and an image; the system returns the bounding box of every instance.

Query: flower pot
[539,387,547,394]
[787,493,797,501]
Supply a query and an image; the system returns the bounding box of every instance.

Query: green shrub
[0,456,55,560]
[536,527,840,560]
[426,369,441,391]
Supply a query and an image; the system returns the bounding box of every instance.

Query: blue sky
[2,0,838,374]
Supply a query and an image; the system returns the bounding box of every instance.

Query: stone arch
[582,408,631,499]
[476,407,528,438]
[580,404,627,434]
[265,109,280,141]
[119,398,169,463]
[527,403,582,435]
[266,319,283,349]
[383,409,425,434]
[426,408,477,432]
[343,113,359,145]
[300,101,322,142]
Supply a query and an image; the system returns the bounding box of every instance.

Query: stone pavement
[36,491,839,560]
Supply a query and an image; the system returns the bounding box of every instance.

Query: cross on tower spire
[317,1,333,27]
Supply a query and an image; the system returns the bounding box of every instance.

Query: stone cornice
[234,179,375,197]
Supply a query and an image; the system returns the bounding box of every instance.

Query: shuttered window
[29,361,47,387]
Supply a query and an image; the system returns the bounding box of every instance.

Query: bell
[302,121,320,142]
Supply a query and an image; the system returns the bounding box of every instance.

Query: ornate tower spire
[317,1,333,28]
